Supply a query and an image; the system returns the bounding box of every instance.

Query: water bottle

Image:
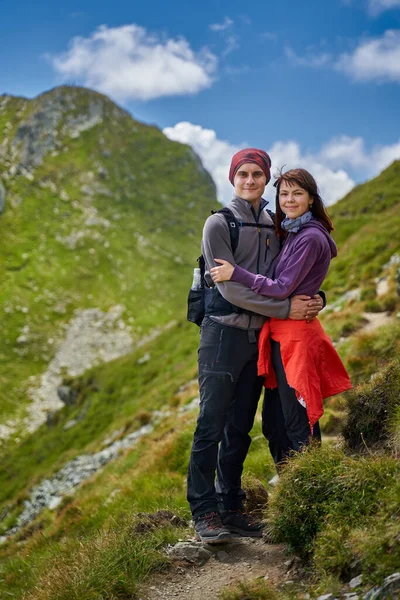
[191,267,202,290]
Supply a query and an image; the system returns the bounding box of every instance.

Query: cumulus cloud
[285,31,400,85]
[209,17,233,32]
[368,0,400,15]
[163,122,400,206]
[336,30,400,82]
[266,141,355,206]
[163,121,241,204]
[48,24,217,101]
[321,135,400,173]
[163,123,355,205]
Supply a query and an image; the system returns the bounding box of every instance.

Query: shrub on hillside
[343,358,400,454]
[341,320,400,384]
[267,445,400,586]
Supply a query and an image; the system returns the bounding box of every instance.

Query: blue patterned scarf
[281,211,312,233]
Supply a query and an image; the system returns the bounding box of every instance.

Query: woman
[210,168,351,456]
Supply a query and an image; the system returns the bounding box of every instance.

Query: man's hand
[289,294,324,322]
[210,258,235,283]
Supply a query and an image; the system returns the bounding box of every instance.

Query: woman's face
[279,180,313,219]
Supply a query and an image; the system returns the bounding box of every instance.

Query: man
[187,148,323,544]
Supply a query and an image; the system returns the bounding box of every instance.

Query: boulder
[167,541,212,565]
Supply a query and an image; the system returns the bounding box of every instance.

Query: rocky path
[361,311,394,333]
[140,538,290,600]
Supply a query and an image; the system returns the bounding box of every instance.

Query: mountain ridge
[0,84,217,440]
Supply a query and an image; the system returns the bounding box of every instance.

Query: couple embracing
[187,148,352,543]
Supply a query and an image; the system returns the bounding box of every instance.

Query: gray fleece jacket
[201,194,290,329]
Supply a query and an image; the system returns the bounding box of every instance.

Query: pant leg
[262,386,294,470]
[216,333,263,511]
[187,318,252,519]
[270,340,315,452]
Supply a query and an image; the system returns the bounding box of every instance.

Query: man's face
[233,163,267,204]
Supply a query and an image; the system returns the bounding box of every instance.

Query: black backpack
[187,207,274,326]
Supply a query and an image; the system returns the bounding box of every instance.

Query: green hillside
[0,85,217,432]
[323,160,400,298]
[0,87,399,600]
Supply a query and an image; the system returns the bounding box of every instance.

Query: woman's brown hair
[273,168,334,238]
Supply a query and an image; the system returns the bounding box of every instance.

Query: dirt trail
[361,311,394,333]
[140,538,289,600]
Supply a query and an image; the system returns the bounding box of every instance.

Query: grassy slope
[323,160,400,297]
[0,320,277,599]
[1,90,400,599]
[0,86,217,423]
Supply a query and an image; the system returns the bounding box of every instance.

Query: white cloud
[222,35,240,57]
[267,141,355,206]
[285,31,400,85]
[209,17,233,32]
[163,122,241,204]
[285,47,332,68]
[163,123,355,206]
[48,24,217,101]
[368,0,400,15]
[321,135,400,173]
[336,30,400,82]
[343,0,400,15]
[320,136,368,169]
[163,123,400,207]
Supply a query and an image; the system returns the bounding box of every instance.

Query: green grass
[219,580,280,600]
[0,320,199,518]
[18,522,180,600]
[1,87,400,600]
[321,308,368,342]
[0,322,277,599]
[322,161,400,299]
[343,357,400,454]
[267,444,400,588]
[339,319,400,384]
[0,86,218,425]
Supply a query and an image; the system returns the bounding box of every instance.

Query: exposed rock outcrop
[0,179,5,214]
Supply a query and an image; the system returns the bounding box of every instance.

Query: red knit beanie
[229,148,272,185]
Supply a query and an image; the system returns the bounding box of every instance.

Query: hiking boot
[194,511,232,544]
[221,510,264,537]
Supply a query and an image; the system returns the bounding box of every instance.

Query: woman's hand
[210,259,235,283]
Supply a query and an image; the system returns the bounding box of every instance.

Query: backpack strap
[211,207,240,254]
[211,206,275,254]
[266,208,275,222]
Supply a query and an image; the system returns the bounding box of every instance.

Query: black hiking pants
[187,317,263,519]
[262,340,321,470]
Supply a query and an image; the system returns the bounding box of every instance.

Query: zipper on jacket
[250,205,263,275]
[264,235,270,262]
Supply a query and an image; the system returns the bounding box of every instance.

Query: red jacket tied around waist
[258,318,352,428]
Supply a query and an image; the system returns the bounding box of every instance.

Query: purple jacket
[231,219,337,300]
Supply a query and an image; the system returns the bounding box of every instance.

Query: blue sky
[1,0,400,204]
